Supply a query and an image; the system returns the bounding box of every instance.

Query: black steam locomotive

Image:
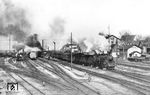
[14,41,116,70]
[44,44,116,70]
[16,51,42,61]
[46,51,115,69]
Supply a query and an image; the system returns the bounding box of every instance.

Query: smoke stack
[42,39,44,49]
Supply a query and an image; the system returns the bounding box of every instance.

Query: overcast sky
[11,0,150,39]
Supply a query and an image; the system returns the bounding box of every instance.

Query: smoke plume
[0,0,31,42]
[48,17,66,49]
[77,35,110,53]
[25,34,43,50]
[50,17,65,38]
[12,43,25,51]
[77,38,87,52]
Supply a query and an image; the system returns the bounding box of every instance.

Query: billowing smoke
[61,34,110,53]
[48,17,110,52]
[12,43,25,51]
[78,38,87,52]
[0,0,31,42]
[12,34,43,52]
[50,17,65,38]
[48,17,66,49]
[25,34,43,50]
[78,36,110,53]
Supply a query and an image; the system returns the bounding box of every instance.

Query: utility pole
[53,41,56,51]
[42,39,44,50]
[9,32,11,52]
[108,24,110,45]
[108,24,110,35]
[52,41,56,59]
[123,44,125,59]
[7,24,13,52]
[70,32,72,70]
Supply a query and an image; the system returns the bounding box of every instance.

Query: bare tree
[119,30,134,42]
[136,35,143,41]
[144,36,150,42]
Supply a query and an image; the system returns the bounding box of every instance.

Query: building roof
[130,51,141,55]
[119,43,142,50]
[105,35,121,40]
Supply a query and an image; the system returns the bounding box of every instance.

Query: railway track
[72,63,150,84]
[15,59,76,92]
[42,58,150,95]
[7,58,78,95]
[0,58,45,95]
[34,58,101,95]
[76,63,150,85]
[118,64,150,70]
[25,58,101,95]
[7,72,45,95]
[2,57,150,94]
[78,63,150,86]
[110,70,150,85]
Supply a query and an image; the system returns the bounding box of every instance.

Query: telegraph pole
[108,24,110,35]
[53,41,56,51]
[70,32,72,70]
[42,39,44,50]
[9,32,11,52]
[53,41,56,59]
[108,24,110,44]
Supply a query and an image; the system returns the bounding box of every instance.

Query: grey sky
[11,0,150,39]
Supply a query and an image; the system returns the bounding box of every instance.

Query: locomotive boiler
[45,43,116,70]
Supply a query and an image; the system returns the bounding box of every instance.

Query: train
[11,43,116,70]
[42,43,116,70]
[45,50,116,70]
[16,51,41,61]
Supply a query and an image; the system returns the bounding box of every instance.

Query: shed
[127,45,142,58]
[129,51,141,58]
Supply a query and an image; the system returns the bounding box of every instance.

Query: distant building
[105,35,120,45]
[141,42,150,54]
[129,51,141,58]
[118,34,143,58]
[0,36,17,51]
[61,43,82,53]
[107,35,120,56]
[127,45,142,58]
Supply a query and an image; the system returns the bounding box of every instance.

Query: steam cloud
[25,34,43,50]
[0,1,111,52]
[48,17,67,49]
[63,35,110,53]
[50,17,65,38]
[0,0,31,42]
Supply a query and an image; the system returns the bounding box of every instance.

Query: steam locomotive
[45,51,115,69]
[44,44,116,70]
[15,42,116,70]
[16,51,42,61]
[15,46,42,61]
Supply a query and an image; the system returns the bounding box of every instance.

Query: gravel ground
[1,57,150,95]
